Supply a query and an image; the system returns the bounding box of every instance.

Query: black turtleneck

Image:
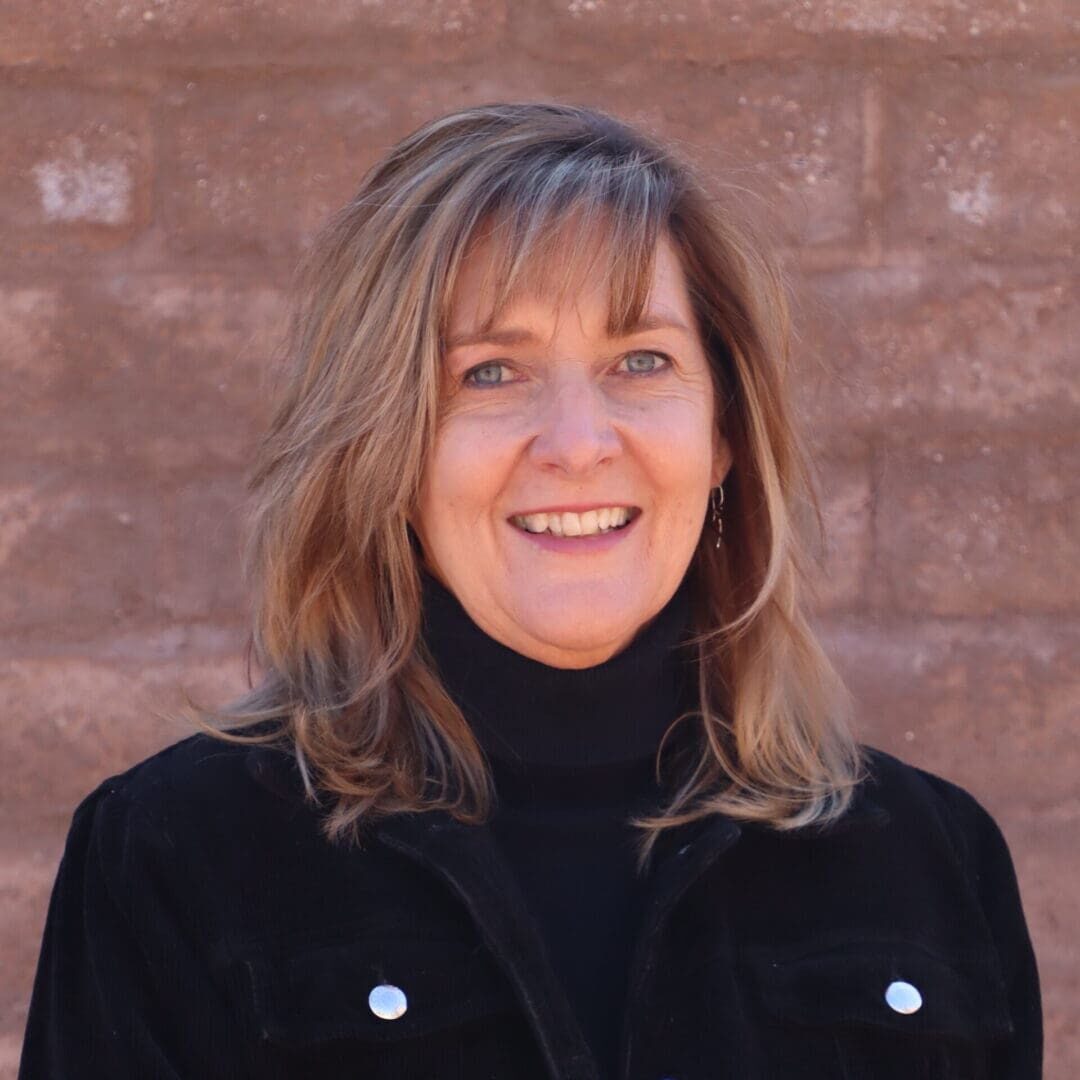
[418,567,698,1079]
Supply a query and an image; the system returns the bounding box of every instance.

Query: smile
[508,506,641,538]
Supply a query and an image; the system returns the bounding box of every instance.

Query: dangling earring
[710,484,724,549]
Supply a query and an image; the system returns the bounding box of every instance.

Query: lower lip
[507,513,641,553]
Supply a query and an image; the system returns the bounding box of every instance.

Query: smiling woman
[20,102,1041,1080]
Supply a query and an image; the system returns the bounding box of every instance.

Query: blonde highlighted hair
[191,101,867,869]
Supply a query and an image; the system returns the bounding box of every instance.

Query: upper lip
[508,503,641,518]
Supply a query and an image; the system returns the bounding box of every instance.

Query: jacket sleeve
[938,780,1043,1079]
[19,782,240,1079]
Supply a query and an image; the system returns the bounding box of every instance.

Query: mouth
[508,506,642,538]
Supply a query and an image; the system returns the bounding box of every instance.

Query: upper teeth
[511,507,634,537]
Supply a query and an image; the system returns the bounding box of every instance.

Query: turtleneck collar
[418,566,698,772]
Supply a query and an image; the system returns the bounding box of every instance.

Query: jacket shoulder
[857,743,1013,871]
[858,743,995,818]
[55,724,319,948]
[76,722,306,843]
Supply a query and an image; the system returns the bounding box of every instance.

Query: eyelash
[461,351,673,389]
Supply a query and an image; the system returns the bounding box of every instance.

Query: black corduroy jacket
[19,732,1042,1080]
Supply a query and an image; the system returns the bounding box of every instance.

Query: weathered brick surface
[807,451,875,613]
[158,473,250,621]
[0,82,152,257]
[3,1,1077,1076]
[1007,811,1080,1074]
[0,471,249,647]
[873,436,1079,615]
[0,275,285,476]
[795,262,1078,440]
[1,0,508,68]
[820,615,1080,811]
[62,273,285,470]
[0,654,250,813]
[0,827,66,1045]
[770,0,1080,50]
[883,60,1079,261]
[9,0,1080,70]
[0,475,167,640]
[159,77,401,260]
[156,63,864,260]
[0,287,64,413]
[615,63,868,249]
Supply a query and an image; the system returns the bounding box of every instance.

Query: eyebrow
[443,313,693,351]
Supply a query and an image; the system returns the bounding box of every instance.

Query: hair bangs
[449,153,671,344]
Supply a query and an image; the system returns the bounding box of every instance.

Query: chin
[517,601,643,655]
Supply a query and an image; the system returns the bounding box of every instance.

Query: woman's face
[411,230,731,668]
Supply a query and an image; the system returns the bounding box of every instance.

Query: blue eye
[463,361,512,387]
[462,351,670,389]
[621,351,670,375]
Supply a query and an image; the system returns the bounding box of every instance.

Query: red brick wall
[2,3,1077,1075]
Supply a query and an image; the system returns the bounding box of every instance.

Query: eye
[618,350,671,376]
[462,361,514,388]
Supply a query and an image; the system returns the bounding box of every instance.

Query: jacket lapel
[373,811,601,1080]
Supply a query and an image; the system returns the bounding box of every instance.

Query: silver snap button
[368,983,408,1020]
[885,980,922,1015]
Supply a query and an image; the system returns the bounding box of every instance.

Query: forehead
[443,222,694,341]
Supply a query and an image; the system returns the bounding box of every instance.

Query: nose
[526,375,621,476]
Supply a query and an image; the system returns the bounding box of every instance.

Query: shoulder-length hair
[191,101,867,869]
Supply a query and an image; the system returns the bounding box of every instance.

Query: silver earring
[710,484,724,548]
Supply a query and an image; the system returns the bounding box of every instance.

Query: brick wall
[2,2,1076,1075]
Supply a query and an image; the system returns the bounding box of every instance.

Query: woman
[20,103,1041,1079]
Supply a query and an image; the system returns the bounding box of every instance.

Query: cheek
[637,401,717,492]
[421,422,510,526]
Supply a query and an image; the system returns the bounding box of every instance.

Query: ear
[710,433,733,488]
